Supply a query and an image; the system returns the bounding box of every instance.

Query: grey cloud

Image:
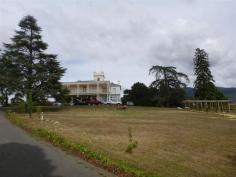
[0,0,235,88]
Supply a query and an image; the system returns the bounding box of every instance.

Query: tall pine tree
[3,15,67,116]
[0,51,21,106]
[193,48,225,100]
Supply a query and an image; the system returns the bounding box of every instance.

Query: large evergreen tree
[0,52,20,106]
[149,65,189,106]
[193,48,225,100]
[2,15,67,116]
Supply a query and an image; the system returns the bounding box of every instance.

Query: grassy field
[17,106,236,177]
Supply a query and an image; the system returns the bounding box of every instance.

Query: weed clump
[126,127,138,153]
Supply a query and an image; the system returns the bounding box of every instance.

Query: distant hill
[185,87,236,102]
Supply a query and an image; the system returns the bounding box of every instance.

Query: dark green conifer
[3,15,67,116]
[193,48,225,100]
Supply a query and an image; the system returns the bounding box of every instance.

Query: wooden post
[40,112,44,121]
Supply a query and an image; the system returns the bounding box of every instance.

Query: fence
[183,100,232,112]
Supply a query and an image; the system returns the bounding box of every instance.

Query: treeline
[185,87,236,102]
[122,49,226,107]
[0,15,68,116]
[0,15,227,113]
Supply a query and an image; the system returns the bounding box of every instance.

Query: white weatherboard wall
[62,72,121,104]
[109,83,121,103]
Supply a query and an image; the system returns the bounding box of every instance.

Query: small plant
[126,127,138,153]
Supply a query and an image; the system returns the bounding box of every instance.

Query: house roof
[62,80,109,84]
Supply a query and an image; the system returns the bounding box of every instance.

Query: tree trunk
[27,89,33,118]
[27,27,33,118]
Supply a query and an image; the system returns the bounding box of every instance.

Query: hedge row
[1,105,66,113]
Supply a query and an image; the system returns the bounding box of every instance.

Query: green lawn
[18,106,236,177]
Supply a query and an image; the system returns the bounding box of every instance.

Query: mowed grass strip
[15,106,236,177]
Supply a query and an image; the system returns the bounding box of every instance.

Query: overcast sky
[0,0,235,89]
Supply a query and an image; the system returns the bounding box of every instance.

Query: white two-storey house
[62,72,121,104]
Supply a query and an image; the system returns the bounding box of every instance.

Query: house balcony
[63,83,109,96]
[68,89,109,96]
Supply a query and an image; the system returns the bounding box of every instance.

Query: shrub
[3,105,66,113]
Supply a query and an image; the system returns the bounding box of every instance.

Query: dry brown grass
[19,106,236,177]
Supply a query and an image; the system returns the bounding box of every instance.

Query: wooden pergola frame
[183,100,231,112]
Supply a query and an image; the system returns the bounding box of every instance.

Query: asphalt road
[0,111,115,177]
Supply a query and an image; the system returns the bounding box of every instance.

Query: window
[110,95,118,102]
